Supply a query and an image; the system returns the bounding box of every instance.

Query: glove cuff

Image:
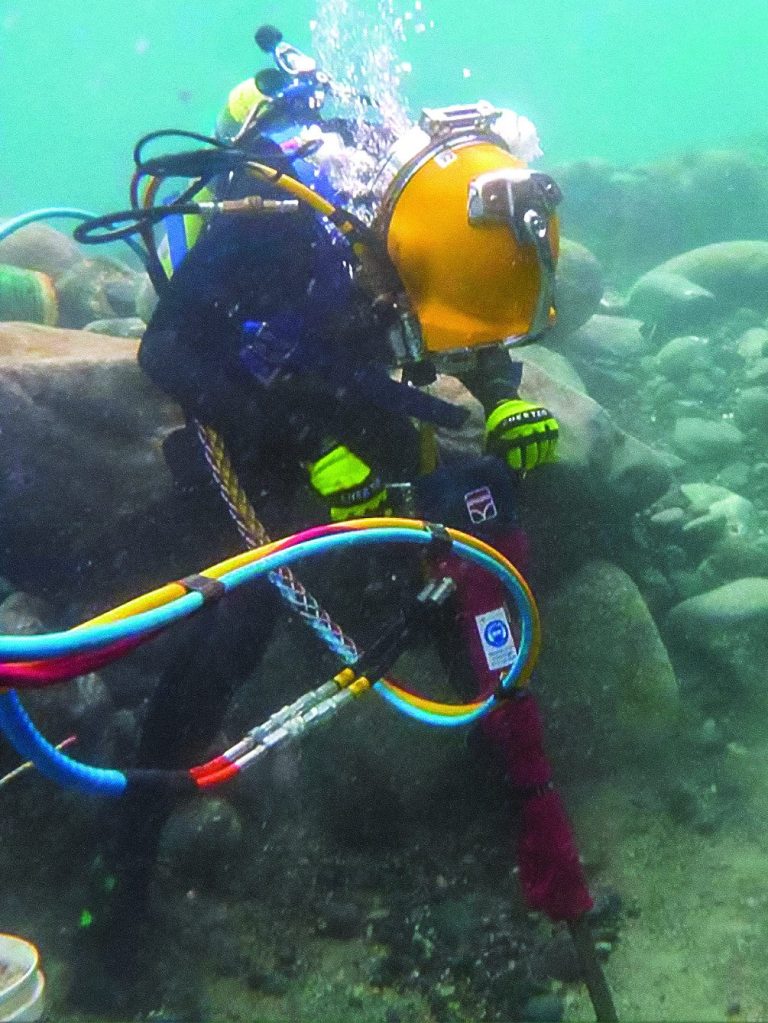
[486,399,553,441]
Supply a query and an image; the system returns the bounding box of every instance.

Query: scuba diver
[69,25,569,1015]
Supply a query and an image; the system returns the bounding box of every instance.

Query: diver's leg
[415,456,529,699]
[68,578,283,1013]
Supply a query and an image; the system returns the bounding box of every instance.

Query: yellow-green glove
[485,399,559,472]
[308,444,390,522]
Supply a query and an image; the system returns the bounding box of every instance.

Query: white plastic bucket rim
[0,933,45,1022]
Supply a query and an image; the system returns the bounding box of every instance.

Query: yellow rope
[196,422,270,548]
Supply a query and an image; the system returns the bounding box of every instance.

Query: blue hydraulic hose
[0,689,127,795]
[0,529,534,684]
[0,525,535,795]
[0,207,148,265]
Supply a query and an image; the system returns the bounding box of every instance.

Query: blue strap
[164,200,190,272]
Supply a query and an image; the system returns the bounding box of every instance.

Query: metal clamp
[468,168,562,340]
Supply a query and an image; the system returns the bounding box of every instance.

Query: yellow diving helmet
[374,102,562,358]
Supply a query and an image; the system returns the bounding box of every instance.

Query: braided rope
[193,419,359,664]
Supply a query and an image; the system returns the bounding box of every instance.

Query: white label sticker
[475,607,517,670]
[434,150,457,168]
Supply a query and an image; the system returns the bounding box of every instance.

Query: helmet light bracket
[468,168,562,343]
[419,102,502,139]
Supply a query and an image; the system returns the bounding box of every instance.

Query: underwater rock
[627,269,716,336]
[714,461,752,492]
[679,483,758,539]
[559,313,647,362]
[0,222,83,280]
[672,417,744,462]
[158,796,243,887]
[521,359,679,510]
[0,264,58,325]
[649,506,686,531]
[698,535,768,586]
[654,334,710,381]
[646,242,768,315]
[0,590,47,633]
[521,993,566,1021]
[547,237,604,341]
[0,322,181,597]
[135,273,159,323]
[537,560,680,763]
[554,150,768,282]
[316,899,364,939]
[667,578,768,637]
[514,343,587,393]
[733,386,768,430]
[55,257,142,329]
[83,316,146,338]
[743,358,768,383]
[736,326,768,361]
[24,671,114,754]
[433,359,677,512]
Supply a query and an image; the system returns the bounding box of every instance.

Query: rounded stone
[714,462,751,491]
[733,387,768,430]
[668,578,768,638]
[685,371,718,399]
[560,313,647,361]
[537,560,680,743]
[135,273,159,323]
[0,222,83,280]
[655,335,710,381]
[627,270,716,336]
[743,358,768,382]
[522,993,565,1022]
[649,507,685,530]
[56,258,141,329]
[158,797,243,886]
[516,343,587,393]
[653,241,768,313]
[672,417,745,461]
[547,238,604,341]
[736,327,768,364]
[83,317,146,339]
[737,327,768,361]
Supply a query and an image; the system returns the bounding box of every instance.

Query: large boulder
[536,560,680,772]
[0,223,83,281]
[0,322,183,598]
[667,578,768,637]
[433,356,678,514]
[56,257,144,329]
[514,343,587,394]
[547,238,604,342]
[554,149,768,283]
[628,242,768,337]
[653,241,768,312]
[627,269,717,336]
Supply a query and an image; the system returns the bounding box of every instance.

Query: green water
[1,0,767,215]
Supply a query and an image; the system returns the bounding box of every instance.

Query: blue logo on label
[484,619,509,648]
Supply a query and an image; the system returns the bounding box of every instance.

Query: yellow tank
[381,139,560,355]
